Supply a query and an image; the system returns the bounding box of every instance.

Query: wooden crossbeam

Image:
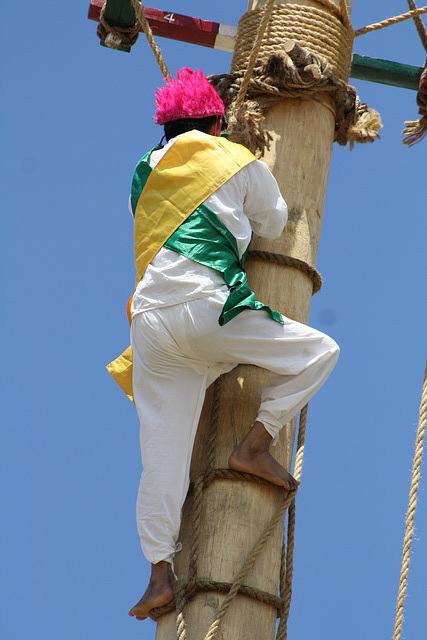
[351,54,422,91]
[88,1,422,90]
[88,0,237,53]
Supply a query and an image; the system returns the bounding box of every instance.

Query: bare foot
[229,421,300,491]
[128,561,174,621]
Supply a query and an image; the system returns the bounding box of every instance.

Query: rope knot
[96,4,139,50]
[262,43,334,89]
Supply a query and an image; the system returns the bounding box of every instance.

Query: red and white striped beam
[88,0,237,52]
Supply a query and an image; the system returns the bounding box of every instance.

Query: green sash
[164,203,283,326]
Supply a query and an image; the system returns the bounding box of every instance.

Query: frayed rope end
[402,112,427,147]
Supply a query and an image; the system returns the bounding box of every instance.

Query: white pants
[130,292,339,565]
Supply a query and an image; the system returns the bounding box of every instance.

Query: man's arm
[242,160,287,239]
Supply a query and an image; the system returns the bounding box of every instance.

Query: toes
[283,478,299,491]
[129,608,148,620]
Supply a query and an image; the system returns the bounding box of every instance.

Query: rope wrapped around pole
[234,0,276,110]
[211,2,382,154]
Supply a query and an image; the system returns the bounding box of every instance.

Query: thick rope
[174,374,298,640]
[276,404,308,640]
[307,0,343,21]
[177,408,309,640]
[152,577,284,621]
[402,59,427,145]
[203,489,297,640]
[212,4,383,153]
[406,0,427,51]
[227,0,276,156]
[402,3,427,144]
[393,360,427,640]
[246,250,323,295]
[151,384,311,639]
[130,0,171,77]
[232,0,354,109]
[174,378,222,640]
[276,501,296,640]
[354,6,427,38]
[231,5,354,82]
[235,0,276,110]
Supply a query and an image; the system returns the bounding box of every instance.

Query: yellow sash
[107,131,255,402]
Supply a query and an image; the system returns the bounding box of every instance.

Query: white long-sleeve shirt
[131,135,287,317]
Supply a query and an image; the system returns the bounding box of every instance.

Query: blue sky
[1,2,426,639]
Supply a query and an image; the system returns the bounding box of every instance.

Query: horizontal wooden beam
[350,54,421,91]
[88,0,237,53]
[88,1,423,90]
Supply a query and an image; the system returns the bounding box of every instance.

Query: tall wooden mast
[153,1,353,638]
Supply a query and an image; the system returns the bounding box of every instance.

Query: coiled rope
[234,0,277,111]
[211,2,382,154]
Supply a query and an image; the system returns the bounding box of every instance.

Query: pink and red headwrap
[154,68,225,125]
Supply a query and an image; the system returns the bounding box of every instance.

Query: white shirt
[131,135,287,316]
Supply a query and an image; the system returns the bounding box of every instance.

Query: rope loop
[246,250,323,295]
[150,578,285,621]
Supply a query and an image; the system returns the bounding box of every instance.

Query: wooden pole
[156,1,353,638]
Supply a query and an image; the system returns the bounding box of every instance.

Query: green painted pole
[351,54,422,91]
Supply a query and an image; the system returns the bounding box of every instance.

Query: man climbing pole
[107,68,339,621]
